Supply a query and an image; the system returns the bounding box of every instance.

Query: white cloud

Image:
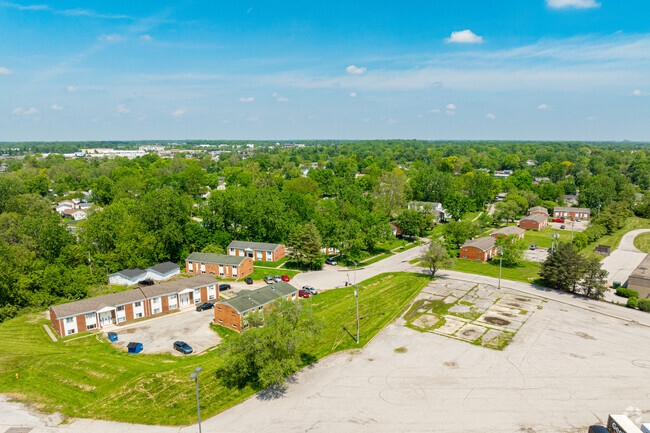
[239,96,255,102]
[349,92,357,98]
[276,96,289,102]
[247,115,259,122]
[445,30,483,44]
[99,34,122,42]
[546,0,600,9]
[361,118,371,123]
[346,65,367,75]
[428,108,441,114]
[486,113,496,120]
[538,104,550,110]
[172,108,186,117]
[116,104,130,114]
[92,116,101,123]
[387,118,397,124]
[12,107,39,116]
[0,66,12,75]
[446,103,456,110]
[632,89,642,96]
[446,110,455,115]
[50,104,63,110]
[67,86,76,92]
[140,34,152,41]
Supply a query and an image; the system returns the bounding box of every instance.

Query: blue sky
[1,0,649,141]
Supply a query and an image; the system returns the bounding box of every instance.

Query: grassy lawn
[444,259,542,284]
[521,227,573,249]
[253,256,289,268]
[634,231,650,253]
[357,252,395,267]
[374,238,409,253]
[581,217,650,260]
[0,272,429,425]
[462,211,482,222]
[394,240,423,253]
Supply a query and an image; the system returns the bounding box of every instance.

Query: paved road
[4,241,650,432]
[601,229,650,287]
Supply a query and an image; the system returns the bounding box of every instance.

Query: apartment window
[67,329,76,335]
[232,311,235,316]
[65,317,74,324]
[117,317,126,323]
[135,313,143,319]
[218,307,222,311]
[116,306,125,312]
[135,301,141,307]
[153,297,159,303]
[85,313,94,320]
[86,324,96,330]
[153,308,161,314]
[218,319,223,323]
[232,323,237,328]
[209,294,215,300]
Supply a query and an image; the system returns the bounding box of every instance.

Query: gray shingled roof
[227,241,283,251]
[528,206,548,214]
[139,274,217,298]
[217,281,298,314]
[491,226,525,237]
[50,288,147,319]
[520,214,548,223]
[146,261,180,275]
[186,252,247,266]
[461,236,496,251]
[110,268,147,279]
[554,206,590,213]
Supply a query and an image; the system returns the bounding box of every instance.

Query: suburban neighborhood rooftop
[147,261,179,275]
[218,281,298,314]
[491,226,525,236]
[554,206,590,213]
[520,214,548,223]
[110,268,146,279]
[462,236,496,251]
[138,274,217,298]
[227,240,283,250]
[186,252,248,265]
[528,206,548,214]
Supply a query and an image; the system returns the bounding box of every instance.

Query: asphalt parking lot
[548,219,589,232]
[524,247,549,262]
[106,306,220,356]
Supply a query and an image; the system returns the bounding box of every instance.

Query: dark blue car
[173,341,193,354]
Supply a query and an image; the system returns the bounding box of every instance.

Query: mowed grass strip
[633,231,650,253]
[444,259,541,284]
[0,272,429,425]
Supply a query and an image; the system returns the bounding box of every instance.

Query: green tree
[494,201,519,224]
[201,244,225,254]
[539,243,584,293]
[373,169,408,217]
[397,209,427,239]
[287,222,323,269]
[421,242,453,277]
[579,257,607,299]
[220,298,323,389]
[494,235,526,266]
[443,192,471,221]
[442,221,480,247]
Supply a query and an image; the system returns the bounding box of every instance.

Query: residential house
[227,241,286,262]
[213,281,298,332]
[185,252,254,279]
[519,214,548,231]
[108,268,147,286]
[321,246,341,255]
[145,262,181,282]
[62,208,88,221]
[459,237,498,262]
[627,253,650,299]
[408,201,445,221]
[563,194,579,205]
[528,206,549,217]
[553,206,591,220]
[490,226,525,241]
[389,221,403,237]
[526,159,537,167]
[49,275,217,338]
[493,170,513,179]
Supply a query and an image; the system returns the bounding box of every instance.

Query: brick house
[459,237,498,262]
[227,241,286,262]
[528,206,549,217]
[49,275,217,338]
[185,252,253,279]
[213,282,298,332]
[519,214,548,231]
[553,206,590,220]
[490,226,525,240]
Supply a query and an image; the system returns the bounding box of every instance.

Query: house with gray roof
[108,268,147,286]
[145,261,181,282]
[213,281,298,332]
[459,236,498,262]
[227,240,286,262]
[49,275,218,338]
[490,226,525,240]
[185,252,254,279]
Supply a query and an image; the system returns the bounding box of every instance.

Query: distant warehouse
[628,253,650,299]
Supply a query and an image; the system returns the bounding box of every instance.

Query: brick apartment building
[528,206,549,216]
[227,241,286,262]
[459,237,499,262]
[185,252,253,279]
[553,206,591,220]
[490,226,525,240]
[519,214,548,231]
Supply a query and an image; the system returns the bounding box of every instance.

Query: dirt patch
[515,297,530,302]
[443,361,458,368]
[124,328,137,334]
[505,303,523,309]
[483,316,510,326]
[394,347,408,354]
[575,332,595,340]
[569,353,586,359]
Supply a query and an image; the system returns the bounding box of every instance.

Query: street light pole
[189,367,202,433]
[498,248,503,290]
[354,285,359,344]
[570,220,575,243]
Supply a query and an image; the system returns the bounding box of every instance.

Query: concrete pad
[455,323,486,342]
[435,316,466,335]
[411,314,439,329]
[448,304,472,314]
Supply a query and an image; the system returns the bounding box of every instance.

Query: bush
[584,224,607,243]
[616,287,639,299]
[637,298,650,312]
[626,297,638,309]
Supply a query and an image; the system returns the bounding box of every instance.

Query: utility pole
[570,219,575,243]
[498,248,503,290]
[353,285,360,344]
[88,252,92,275]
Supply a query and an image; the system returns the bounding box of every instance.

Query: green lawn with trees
[444,259,542,284]
[0,272,429,425]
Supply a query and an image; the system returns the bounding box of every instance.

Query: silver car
[302,285,318,295]
[273,275,282,282]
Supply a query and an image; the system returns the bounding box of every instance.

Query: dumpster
[127,342,143,354]
[612,281,621,289]
[107,332,118,342]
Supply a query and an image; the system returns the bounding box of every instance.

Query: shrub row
[638,298,650,312]
[627,297,638,309]
[616,287,639,299]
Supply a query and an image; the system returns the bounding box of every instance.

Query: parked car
[245,277,253,285]
[273,275,282,282]
[139,279,154,286]
[196,302,214,312]
[552,218,565,223]
[298,289,310,298]
[560,225,566,229]
[529,244,537,250]
[548,247,554,253]
[302,285,318,295]
[264,276,274,284]
[576,218,582,222]
[173,341,193,354]
[281,275,290,281]
[325,257,338,266]
[218,284,231,291]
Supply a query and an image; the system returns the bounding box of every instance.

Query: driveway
[108,306,220,356]
[601,229,650,288]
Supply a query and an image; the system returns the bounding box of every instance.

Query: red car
[552,218,565,223]
[281,275,290,282]
[298,289,310,298]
